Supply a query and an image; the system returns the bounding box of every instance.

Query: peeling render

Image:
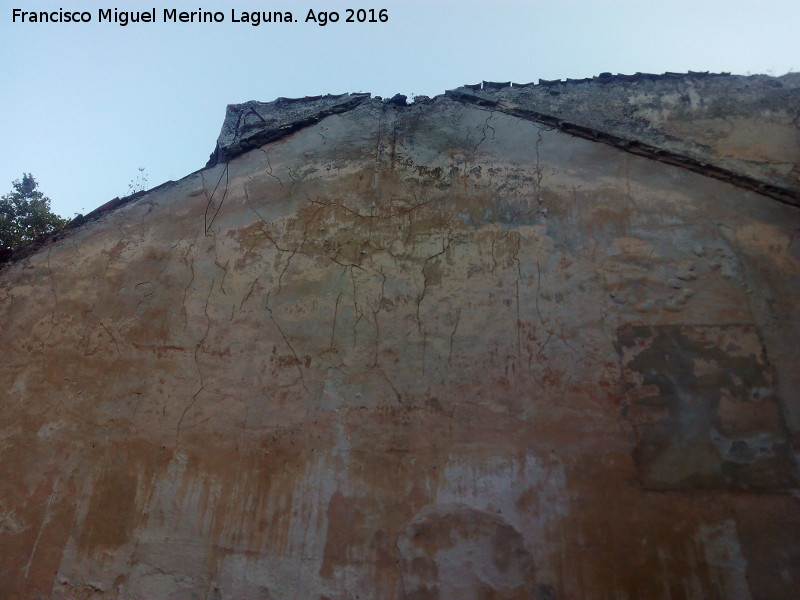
[1,73,799,599]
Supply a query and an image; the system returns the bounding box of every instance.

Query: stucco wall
[1,75,799,599]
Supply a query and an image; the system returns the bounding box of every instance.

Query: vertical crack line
[374,107,385,168]
[239,270,265,312]
[244,184,267,224]
[204,161,230,236]
[259,148,284,189]
[286,167,298,197]
[367,201,375,247]
[24,477,59,580]
[46,246,59,326]
[535,260,545,326]
[376,365,402,403]
[213,249,230,296]
[723,223,762,326]
[415,231,454,374]
[299,193,326,254]
[328,291,342,353]
[534,125,545,206]
[266,290,309,394]
[537,331,553,359]
[388,120,399,170]
[277,251,295,294]
[270,317,308,393]
[91,311,121,356]
[350,266,361,349]
[473,110,495,153]
[176,386,204,445]
[131,392,142,419]
[396,537,408,599]
[181,244,196,330]
[490,232,501,274]
[447,308,461,368]
[623,154,639,213]
[421,327,427,376]
[415,232,452,328]
[371,309,381,369]
[554,322,578,354]
[405,210,414,246]
[370,269,387,369]
[233,404,249,482]
[177,278,215,442]
[514,255,522,359]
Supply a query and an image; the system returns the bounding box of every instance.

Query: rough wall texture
[458,73,800,199]
[1,73,799,599]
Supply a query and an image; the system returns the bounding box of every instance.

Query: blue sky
[1,0,798,219]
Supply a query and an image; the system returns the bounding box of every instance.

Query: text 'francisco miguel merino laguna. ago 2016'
[11,7,390,26]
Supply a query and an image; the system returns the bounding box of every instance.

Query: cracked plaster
[1,74,799,599]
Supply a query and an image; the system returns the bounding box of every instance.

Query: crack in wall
[265,290,310,395]
[415,230,454,375]
[533,125,547,208]
[327,290,343,355]
[473,111,496,153]
[176,277,215,443]
[214,255,230,297]
[89,310,121,357]
[350,266,362,350]
[46,246,60,327]
[446,89,800,208]
[23,477,59,581]
[258,148,285,189]
[180,243,196,330]
[513,245,523,361]
[369,268,388,370]
[202,162,231,236]
[447,308,461,368]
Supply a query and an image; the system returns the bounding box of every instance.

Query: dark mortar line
[445,89,800,210]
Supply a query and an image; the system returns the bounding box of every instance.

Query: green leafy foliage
[0,174,68,254]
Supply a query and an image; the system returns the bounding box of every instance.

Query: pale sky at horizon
[1,0,798,219]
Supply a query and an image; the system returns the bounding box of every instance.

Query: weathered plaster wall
[461,72,800,197]
[1,74,799,599]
